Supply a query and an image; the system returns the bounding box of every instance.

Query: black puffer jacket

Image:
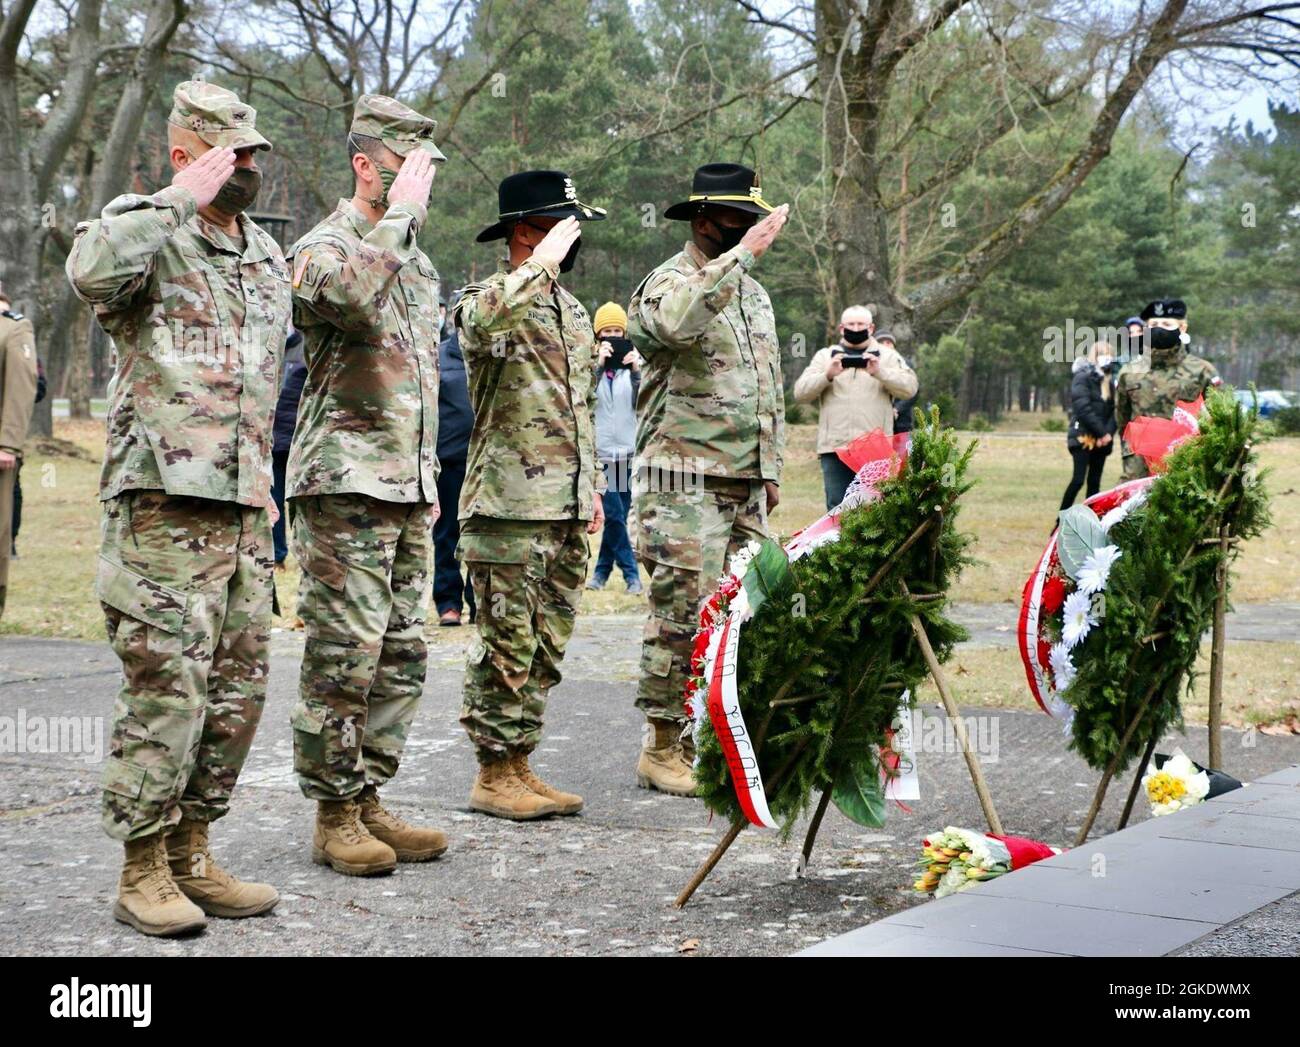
[1067,358,1116,454]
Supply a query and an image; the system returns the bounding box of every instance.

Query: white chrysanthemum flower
[1077,544,1122,595]
[1061,590,1097,648]
[1049,642,1076,692]
[1099,488,1148,531]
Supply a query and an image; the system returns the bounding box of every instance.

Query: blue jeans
[819,452,857,511]
[433,457,476,618]
[594,459,638,583]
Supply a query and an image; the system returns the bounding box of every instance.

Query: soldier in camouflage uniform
[66,81,287,937]
[454,169,607,820]
[0,291,38,621]
[1116,298,1220,481]
[627,163,788,795]
[287,95,448,876]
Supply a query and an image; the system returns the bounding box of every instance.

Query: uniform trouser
[290,493,434,800]
[635,475,768,725]
[97,492,273,842]
[459,517,588,761]
[0,466,15,620]
[1121,450,1151,482]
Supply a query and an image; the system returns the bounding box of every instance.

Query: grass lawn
[5,416,1298,642]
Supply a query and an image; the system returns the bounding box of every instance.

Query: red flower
[690,630,711,675]
[1037,637,1052,674]
[1041,575,1066,616]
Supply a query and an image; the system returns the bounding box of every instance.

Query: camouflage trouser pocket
[289,699,330,782]
[95,555,204,840]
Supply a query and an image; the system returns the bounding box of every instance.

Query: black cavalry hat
[663,162,775,221]
[475,169,606,243]
[1139,298,1187,321]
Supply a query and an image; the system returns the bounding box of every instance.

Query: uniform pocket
[642,645,674,679]
[102,758,148,800]
[458,532,532,565]
[297,536,349,592]
[290,700,327,736]
[95,555,188,635]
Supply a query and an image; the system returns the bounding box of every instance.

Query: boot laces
[139,839,182,902]
[334,802,370,845]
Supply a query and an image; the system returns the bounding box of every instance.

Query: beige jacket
[793,342,917,453]
[0,311,38,456]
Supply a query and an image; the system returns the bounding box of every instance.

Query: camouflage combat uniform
[1116,342,1219,480]
[628,240,785,725]
[287,95,443,801]
[454,254,602,760]
[0,306,38,620]
[65,83,290,842]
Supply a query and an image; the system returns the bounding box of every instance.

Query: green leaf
[741,538,790,615]
[1056,504,1110,580]
[830,750,887,827]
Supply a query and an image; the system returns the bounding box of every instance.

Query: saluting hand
[388,150,436,210]
[532,216,581,273]
[173,147,237,210]
[739,203,789,262]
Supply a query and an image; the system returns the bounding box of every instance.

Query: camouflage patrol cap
[168,80,271,152]
[350,94,447,162]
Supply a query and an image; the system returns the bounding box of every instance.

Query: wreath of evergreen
[693,410,977,837]
[1062,390,1271,771]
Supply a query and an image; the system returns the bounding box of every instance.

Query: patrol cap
[350,94,447,162]
[1139,299,1187,321]
[168,80,271,152]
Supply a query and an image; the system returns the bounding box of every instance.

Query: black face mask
[211,167,262,215]
[704,219,750,256]
[842,327,871,346]
[1148,326,1181,350]
[559,236,581,274]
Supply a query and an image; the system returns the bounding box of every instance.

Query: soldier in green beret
[628,163,788,796]
[286,94,448,876]
[67,80,288,937]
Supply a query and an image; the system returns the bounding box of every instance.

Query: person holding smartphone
[587,301,644,594]
[793,306,918,509]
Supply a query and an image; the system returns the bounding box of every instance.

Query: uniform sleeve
[453,259,556,352]
[1114,371,1133,437]
[772,369,786,485]
[793,348,831,403]
[0,320,39,454]
[633,246,755,349]
[65,186,197,312]
[291,202,425,332]
[874,348,918,399]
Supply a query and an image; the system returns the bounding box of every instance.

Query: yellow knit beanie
[593,302,628,335]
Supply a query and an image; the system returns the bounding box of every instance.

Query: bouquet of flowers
[1142,749,1242,816]
[914,827,1060,899]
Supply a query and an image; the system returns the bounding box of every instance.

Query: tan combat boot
[312,799,397,876]
[636,720,697,797]
[164,818,279,918]
[357,787,449,861]
[469,756,560,820]
[114,834,207,937]
[508,752,583,815]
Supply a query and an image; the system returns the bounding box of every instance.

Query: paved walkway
[801,764,1300,956]
[2,626,1297,956]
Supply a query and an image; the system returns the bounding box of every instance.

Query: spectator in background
[876,331,917,443]
[271,329,306,568]
[433,303,477,625]
[793,305,918,509]
[587,301,643,594]
[1059,340,1116,510]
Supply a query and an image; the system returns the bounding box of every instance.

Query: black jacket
[436,331,473,465]
[273,333,307,455]
[1067,361,1116,454]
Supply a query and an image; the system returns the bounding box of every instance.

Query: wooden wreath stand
[1073,448,1249,846]
[674,510,1004,909]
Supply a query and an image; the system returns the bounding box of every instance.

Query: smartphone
[603,337,634,369]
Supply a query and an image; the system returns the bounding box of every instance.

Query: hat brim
[475,202,606,243]
[388,138,448,163]
[200,128,272,152]
[663,196,773,221]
